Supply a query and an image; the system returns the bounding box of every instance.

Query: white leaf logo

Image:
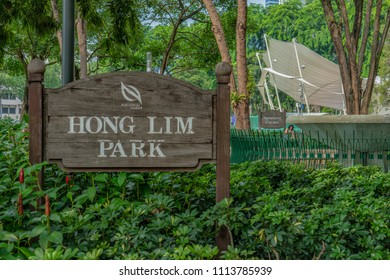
[121,81,142,105]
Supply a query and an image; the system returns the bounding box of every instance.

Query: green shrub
[0,119,389,259]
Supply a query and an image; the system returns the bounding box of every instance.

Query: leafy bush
[0,119,389,259]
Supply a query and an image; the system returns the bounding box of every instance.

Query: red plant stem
[45,194,50,217]
[19,169,24,184]
[18,193,23,215]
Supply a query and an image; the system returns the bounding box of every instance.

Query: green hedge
[0,118,389,259]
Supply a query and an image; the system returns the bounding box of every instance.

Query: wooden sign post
[27,59,46,189]
[28,59,232,253]
[215,62,232,253]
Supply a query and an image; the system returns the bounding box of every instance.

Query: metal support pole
[62,0,75,86]
[264,34,282,111]
[256,52,274,110]
[293,38,310,114]
[341,83,347,115]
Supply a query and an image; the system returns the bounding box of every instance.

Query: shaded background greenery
[1,1,389,113]
[0,118,389,260]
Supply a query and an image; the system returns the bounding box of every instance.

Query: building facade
[0,95,23,121]
[265,0,281,7]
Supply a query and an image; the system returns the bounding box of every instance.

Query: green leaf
[0,242,14,256]
[66,191,73,202]
[74,194,88,205]
[129,174,144,182]
[117,172,126,187]
[19,247,35,258]
[39,232,49,250]
[63,248,79,260]
[21,187,33,198]
[94,173,108,183]
[50,213,61,223]
[18,231,31,240]
[0,231,18,242]
[24,162,48,175]
[45,187,61,199]
[87,187,96,202]
[48,231,63,245]
[29,226,47,238]
[33,248,44,259]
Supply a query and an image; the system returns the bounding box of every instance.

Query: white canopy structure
[257,36,346,113]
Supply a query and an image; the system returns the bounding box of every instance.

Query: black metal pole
[62,0,75,86]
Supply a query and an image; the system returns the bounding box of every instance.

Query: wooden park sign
[28,59,231,253]
[29,60,228,171]
[28,58,230,201]
[28,59,232,252]
[38,73,215,171]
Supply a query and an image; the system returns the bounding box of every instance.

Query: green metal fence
[230,129,390,171]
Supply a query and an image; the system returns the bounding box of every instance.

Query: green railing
[230,129,390,171]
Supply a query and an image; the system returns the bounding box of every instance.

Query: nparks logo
[120,81,143,110]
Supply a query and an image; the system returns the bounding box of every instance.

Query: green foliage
[372,37,390,113]
[0,119,389,260]
[0,72,25,99]
[262,0,303,42]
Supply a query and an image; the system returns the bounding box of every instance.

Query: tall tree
[321,0,390,114]
[144,0,203,75]
[76,11,88,79]
[50,0,62,54]
[49,0,140,78]
[235,0,250,129]
[0,0,58,113]
[202,0,237,93]
[75,0,95,79]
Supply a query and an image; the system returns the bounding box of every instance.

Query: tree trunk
[202,0,237,93]
[77,12,88,79]
[321,0,389,114]
[321,0,354,114]
[160,21,180,75]
[361,3,390,114]
[235,0,250,130]
[50,0,62,54]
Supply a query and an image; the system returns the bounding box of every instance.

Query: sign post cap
[216,62,231,84]
[28,59,46,74]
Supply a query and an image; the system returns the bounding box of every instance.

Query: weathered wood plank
[47,89,213,116]
[46,72,214,117]
[46,142,212,170]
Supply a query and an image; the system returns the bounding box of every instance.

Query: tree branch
[339,0,354,56]
[352,0,363,52]
[361,0,388,113]
[377,6,390,60]
[358,0,373,77]
[321,0,353,113]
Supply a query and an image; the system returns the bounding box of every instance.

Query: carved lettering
[68,115,194,158]
[176,117,194,134]
[68,116,135,134]
[97,139,166,158]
